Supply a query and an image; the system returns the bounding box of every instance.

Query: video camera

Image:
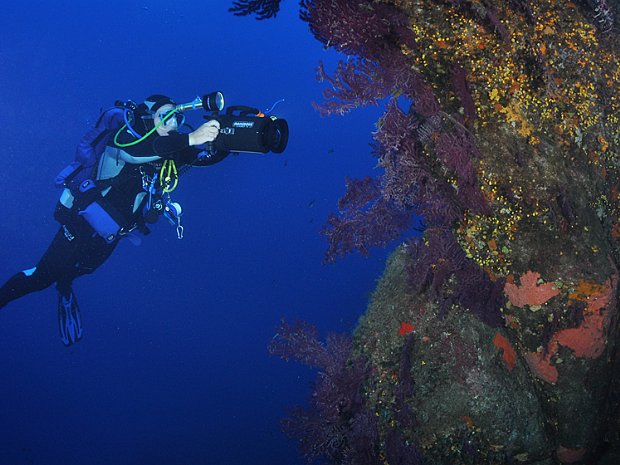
[176,91,289,155]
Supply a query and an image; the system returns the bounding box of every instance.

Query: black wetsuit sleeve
[151,133,192,158]
[115,130,229,165]
[160,136,230,166]
[115,130,191,159]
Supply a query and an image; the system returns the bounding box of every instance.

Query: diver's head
[137,94,184,136]
[152,103,181,136]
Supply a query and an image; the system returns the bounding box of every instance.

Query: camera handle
[200,113,222,157]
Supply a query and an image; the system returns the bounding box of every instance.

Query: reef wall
[249,0,620,463]
[344,1,619,463]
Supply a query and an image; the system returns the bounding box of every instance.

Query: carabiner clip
[164,201,184,239]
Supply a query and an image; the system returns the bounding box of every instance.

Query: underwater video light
[175,91,225,113]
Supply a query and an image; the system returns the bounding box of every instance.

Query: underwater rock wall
[251,0,620,463]
[301,0,620,463]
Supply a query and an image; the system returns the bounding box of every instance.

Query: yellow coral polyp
[399,0,618,275]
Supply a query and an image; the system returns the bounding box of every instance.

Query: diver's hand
[189,120,220,146]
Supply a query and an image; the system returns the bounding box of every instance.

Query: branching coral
[587,0,615,33]
[269,320,424,463]
[269,320,381,463]
[314,60,390,117]
[229,0,282,19]
[300,0,416,61]
[322,197,413,263]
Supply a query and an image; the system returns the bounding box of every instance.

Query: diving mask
[158,109,185,128]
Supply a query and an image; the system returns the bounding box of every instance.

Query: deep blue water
[0,2,390,464]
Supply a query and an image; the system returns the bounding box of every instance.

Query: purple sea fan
[308,1,423,117]
[509,0,535,21]
[271,320,380,463]
[452,262,506,327]
[300,0,416,60]
[413,186,463,230]
[314,349,369,423]
[447,0,510,41]
[268,319,355,373]
[373,100,465,231]
[380,154,434,211]
[394,333,417,427]
[314,59,391,117]
[281,407,348,462]
[343,410,382,465]
[403,72,442,119]
[322,198,413,263]
[374,100,438,210]
[374,99,419,159]
[434,130,477,186]
[450,62,478,121]
[373,101,463,229]
[406,228,466,296]
[405,229,505,327]
[269,321,366,431]
[433,125,490,215]
[338,177,381,213]
[268,319,334,369]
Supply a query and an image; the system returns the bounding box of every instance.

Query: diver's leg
[0,226,78,309]
[0,268,47,309]
[55,233,117,345]
[75,235,119,278]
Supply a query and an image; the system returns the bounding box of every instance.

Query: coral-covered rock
[261,0,620,463]
[356,249,552,463]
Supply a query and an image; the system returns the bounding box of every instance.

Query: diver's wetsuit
[0,218,117,307]
[0,129,229,310]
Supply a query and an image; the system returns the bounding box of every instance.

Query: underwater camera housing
[176,92,288,155]
[212,106,289,154]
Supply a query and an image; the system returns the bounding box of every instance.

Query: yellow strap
[159,160,178,193]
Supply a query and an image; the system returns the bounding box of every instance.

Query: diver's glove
[57,287,83,346]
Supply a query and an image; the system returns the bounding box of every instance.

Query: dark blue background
[0,2,390,464]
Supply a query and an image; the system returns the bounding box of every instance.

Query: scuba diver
[0,93,283,346]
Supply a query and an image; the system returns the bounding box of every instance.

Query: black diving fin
[57,287,83,346]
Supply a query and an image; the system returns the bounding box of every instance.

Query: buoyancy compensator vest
[54,101,147,243]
